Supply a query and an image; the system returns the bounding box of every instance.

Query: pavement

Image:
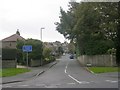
[1,60,59,84]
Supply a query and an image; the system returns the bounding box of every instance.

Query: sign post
[22,45,32,67]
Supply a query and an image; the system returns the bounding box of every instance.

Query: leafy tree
[116,2,120,65]
[56,2,118,57]
[43,47,52,60]
[16,39,43,65]
[57,46,64,55]
[68,42,75,54]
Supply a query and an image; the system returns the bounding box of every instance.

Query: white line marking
[67,83,76,85]
[65,62,68,73]
[68,75,82,84]
[106,80,118,83]
[81,81,90,84]
[65,69,67,73]
[19,85,29,87]
[65,60,90,84]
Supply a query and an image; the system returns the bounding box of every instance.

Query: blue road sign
[22,45,32,52]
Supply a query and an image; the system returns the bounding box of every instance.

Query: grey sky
[0,0,81,43]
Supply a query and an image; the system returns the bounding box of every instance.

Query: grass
[0,68,30,77]
[88,67,119,73]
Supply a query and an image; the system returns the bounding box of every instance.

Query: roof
[2,34,25,42]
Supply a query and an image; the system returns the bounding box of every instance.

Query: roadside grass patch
[0,68,30,77]
[88,67,118,73]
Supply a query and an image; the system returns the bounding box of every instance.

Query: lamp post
[40,27,45,66]
[40,27,45,41]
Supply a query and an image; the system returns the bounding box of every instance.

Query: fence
[77,55,116,67]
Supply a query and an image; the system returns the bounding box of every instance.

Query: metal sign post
[26,52,29,67]
[22,45,32,67]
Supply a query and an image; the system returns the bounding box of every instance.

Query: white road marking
[106,80,118,83]
[67,83,76,85]
[65,60,90,84]
[65,69,67,73]
[65,63,68,73]
[19,85,29,87]
[80,81,90,84]
[68,75,82,84]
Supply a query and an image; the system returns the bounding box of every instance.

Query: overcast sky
[0,0,81,43]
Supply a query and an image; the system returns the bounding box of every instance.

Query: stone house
[2,30,25,68]
[2,31,25,49]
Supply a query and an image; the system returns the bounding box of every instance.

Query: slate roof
[2,34,25,42]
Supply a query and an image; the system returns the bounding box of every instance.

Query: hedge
[2,48,17,60]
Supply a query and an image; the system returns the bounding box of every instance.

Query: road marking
[65,62,68,73]
[67,83,75,84]
[65,60,90,85]
[65,69,67,73]
[80,81,90,84]
[106,80,118,83]
[65,60,88,84]
[19,85,29,87]
[68,75,82,84]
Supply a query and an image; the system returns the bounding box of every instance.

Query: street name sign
[22,45,32,52]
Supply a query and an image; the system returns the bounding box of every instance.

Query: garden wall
[2,60,17,68]
[77,55,116,67]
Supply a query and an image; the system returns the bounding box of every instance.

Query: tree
[43,47,52,60]
[68,42,75,54]
[57,46,64,55]
[16,39,43,65]
[56,2,118,56]
[116,2,120,66]
[55,2,79,40]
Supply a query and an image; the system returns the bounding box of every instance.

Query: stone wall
[2,60,17,68]
[30,60,41,67]
[77,55,116,67]
[2,41,17,49]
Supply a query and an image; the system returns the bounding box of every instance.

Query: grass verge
[88,67,118,73]
[0,68,30,77]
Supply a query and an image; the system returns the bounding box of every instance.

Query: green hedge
[2,48,17,60]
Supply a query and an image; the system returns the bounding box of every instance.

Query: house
[2,30,25,49]
[2,30,25,68]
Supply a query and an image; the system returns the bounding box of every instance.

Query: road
[2,54,118,88]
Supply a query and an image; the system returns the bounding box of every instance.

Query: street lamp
[40,27,45,41]
[40,27,45,66]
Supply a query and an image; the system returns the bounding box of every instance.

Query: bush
[43,48,52,58]
[17,39,43,64]
[2,48,17,60]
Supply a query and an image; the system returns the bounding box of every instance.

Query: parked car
[69,54,74,59]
